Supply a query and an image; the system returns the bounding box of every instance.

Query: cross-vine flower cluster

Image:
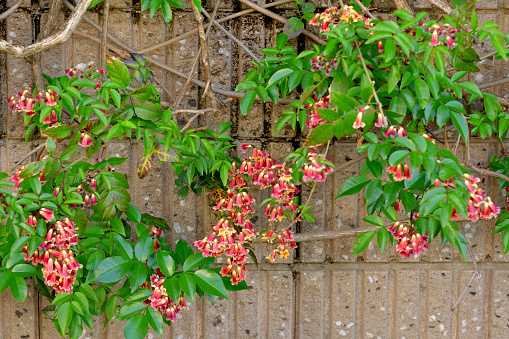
[23,214,82,293]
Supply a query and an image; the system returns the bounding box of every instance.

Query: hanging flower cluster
[440,174,501,221]
[195,145,308,284]
[67,172,99,209]
[150,226,163,251]
[388,221,429,257]
[310,55,339,76]
[7,88,59,124]
[147,274,187,322]
[304,94,331,132]
[387,164,412,182]
[425,23,460,48]
[309,6,373,32]
[23,215,82,293]
[302,149,333,182]
[383,125,408,138]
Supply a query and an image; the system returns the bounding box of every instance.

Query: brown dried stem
[237,0,326,46]
[10,143,46,170]
[425,0,452,14]
[100,0,110,71]
[451,239,480,312]
[65,0,298,103]
[190,2,218,110]
[392,0,414,16]
[0,0,93,57]
[0,0,23,20]
[353,0,378,20]
[202,8,261,62]
[137,0,294,55]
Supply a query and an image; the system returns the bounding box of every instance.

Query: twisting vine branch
[0,0,23,20]
[0,0,93,57]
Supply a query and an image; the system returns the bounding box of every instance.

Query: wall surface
[1,0,509,337]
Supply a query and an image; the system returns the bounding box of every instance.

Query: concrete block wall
[0,0,509,337]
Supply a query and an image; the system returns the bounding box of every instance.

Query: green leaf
[484,93,501,121]
[306,123,334,146]
[10,276,27,302]
[179,273,196,302]
[267,68,293,88]
[125,204,141,223]
[316,108,339,122]
[107,58,131,87]
[42,124,72,139]
[362,215,384,227]
[240,90,256,115]
[183,252,208,272]
[0,271,12,294]
[129,262,149,291]
[450,112,469,146]
[124,315,149,339]
[336,176,371,198]
[503,230,509,253]
[103,295,118,326]
[117,301,146,321]
[330,92,358,112]
[490,34,507,61]
[57,302,73,336]
[12,264,39,277]
[157,250,175,277]
[377,227,390,254]
[352,231,376,256]
[175,240,194,266]
[389,150,409,166]
[471,9,478,30]
[134,233,153,262]
[94,256,133,283]
[147,306,164,337]
[194,269,228,299]
[448,190,467,217]
[414,78,430,109]
[114,235,133,259]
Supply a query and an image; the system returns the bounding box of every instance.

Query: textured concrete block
[297,271,327,337]
[268,271,293,338]
[363,270,390,338]
[426,270,453,337]
[395,270,422,338]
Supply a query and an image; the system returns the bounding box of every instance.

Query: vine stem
[353,0,378,20]
[356,42,388,123]
[451,239,480,312]
[0,0,23,20]
[10,144,46,170]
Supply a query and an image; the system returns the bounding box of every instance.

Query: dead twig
[190,1,218,110]
[100,0,110,71]
[10,143,46,170]
[202,8,261,62]
[237,0,326,46]
[392,0,414,16]
[425,0,452,14]
[0,0,23,20]
[0,0,93,57]
[180,110,208,132]
[467,165,509,183]
[353,0,378,20]
[451,239,480,312]
[136,0,294,55]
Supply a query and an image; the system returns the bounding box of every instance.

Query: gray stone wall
[0,0,509,337]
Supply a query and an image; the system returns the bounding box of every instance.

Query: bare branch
[478,77,509,90]
[451,239,480,312]
[425,0,452,14]
[71,29,130,58]
[66,1,298,103]
[136,0,294,55]
[353,0,378,20]
[100,0,110,71]
[190,2,218,109]
[292,226,379,242]
[0,0,93,57]
[392,0,414,16]
[0,0,23,20]
[202,8,261,62]
[237,0,326,46]
[10,144,46,170]
[468,165,509,182]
